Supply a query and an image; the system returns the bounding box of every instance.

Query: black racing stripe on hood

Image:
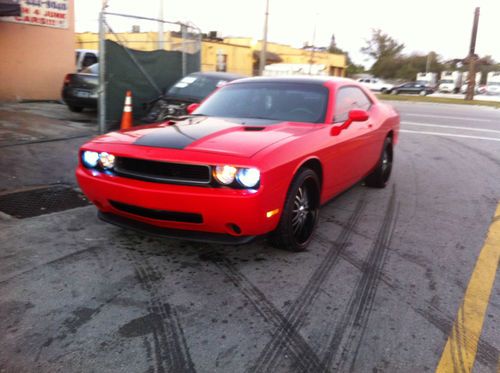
[133,117,281,149]
[134,120,239,149]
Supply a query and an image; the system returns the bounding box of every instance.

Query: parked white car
[357,78,394,93]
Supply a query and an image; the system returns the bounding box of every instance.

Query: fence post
[98,11,106,134]
[181,24,187,77]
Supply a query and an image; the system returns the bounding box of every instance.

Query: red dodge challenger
[76,77,400,251]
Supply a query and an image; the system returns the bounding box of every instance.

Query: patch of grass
[380,94,500,109]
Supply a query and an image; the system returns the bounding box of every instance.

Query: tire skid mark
[320,212,500,368]
[250,197,367,373]
[440,136,500,169]
[207,254,328,373]
[318,185,398,372]
[416,306,499,369]
[128,252,196,373]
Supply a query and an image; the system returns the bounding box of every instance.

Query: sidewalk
[0,102,98,193]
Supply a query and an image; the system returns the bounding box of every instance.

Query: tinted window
[82,53,98,68]
[167,75,230,101]
[334,86,372,122]
[195,82,329,124]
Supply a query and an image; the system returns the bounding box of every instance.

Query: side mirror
[348,109,369,122]
[331,109,369,136]
[186,103,200,114]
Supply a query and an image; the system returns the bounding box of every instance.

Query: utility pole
[425,52,432,74]
[308,15,317,75]
[258,0,269,75]
[158,0,164,50]
[465,7,480,101]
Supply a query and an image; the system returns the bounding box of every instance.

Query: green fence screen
[104,40,200,129]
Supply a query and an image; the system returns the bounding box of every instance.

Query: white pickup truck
[357,78,394,93]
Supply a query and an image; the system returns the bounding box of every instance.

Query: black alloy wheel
[365,136,393,188]
[271,168,320,252]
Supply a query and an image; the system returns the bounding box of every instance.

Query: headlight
[82,151,99,168]
[236,168,260,188]
[213,165,237,185]
[99,152,115,169]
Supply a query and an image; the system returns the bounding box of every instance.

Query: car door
[322,86,376,196]
[400,83,412,93]
[411,83,423,93]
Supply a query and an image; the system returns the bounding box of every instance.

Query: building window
[216,50,227,72]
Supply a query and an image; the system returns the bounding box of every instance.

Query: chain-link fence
[97,11,201,132]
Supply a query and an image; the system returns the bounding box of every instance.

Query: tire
[380,88,387,94]
[68,105,83,113]
[419,90,427,96]
[270,168,320,252]
[365,137,393,188]
[391,90,399,95]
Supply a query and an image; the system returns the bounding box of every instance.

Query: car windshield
[166,75,229,101]
[440,79,453,84]
[194,82,329,124]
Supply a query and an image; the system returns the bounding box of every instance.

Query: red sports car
[76,77,399,251]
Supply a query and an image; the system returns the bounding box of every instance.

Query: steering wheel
[290,108,315,120]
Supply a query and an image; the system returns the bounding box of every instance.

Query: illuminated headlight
[99,152,115,169]
[236,168,260,188]
[213,165,237,185]
[82,151,99,168]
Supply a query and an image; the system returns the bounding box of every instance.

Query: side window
[82,53,98,69]
[334,86,372,123]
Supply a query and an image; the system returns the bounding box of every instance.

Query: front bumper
[76,166,283,240]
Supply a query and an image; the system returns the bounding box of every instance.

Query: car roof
[229,76,355,86]
[189,71,246,80]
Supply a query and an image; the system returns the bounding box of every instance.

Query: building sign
[0,0,68,29]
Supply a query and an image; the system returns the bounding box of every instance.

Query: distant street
[1,101,499,372]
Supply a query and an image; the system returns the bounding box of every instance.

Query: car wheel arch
[293,157,323,193]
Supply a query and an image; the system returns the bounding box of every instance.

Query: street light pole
[158,0,164,50]
[308,14,317,75]
[98,1,108,134]
[465,7,480,101]
[258,0,269,75]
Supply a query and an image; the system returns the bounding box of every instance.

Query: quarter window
[334,86,372,123]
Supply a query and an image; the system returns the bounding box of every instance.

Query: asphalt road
[1,102,499,372]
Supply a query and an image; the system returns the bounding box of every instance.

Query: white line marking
[404,113,493,122]
[400,129,500,142]
[402,121,500,135]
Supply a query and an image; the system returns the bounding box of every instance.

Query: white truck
[460,72,482,94]
[357,77,394,93]
[438,71,462,93]
[486,71,500,95]
[416,72,437,88]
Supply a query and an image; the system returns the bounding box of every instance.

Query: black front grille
[110,200,203,223]
[114,157,211,185]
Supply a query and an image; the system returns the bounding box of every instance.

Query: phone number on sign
[25,0,67,11]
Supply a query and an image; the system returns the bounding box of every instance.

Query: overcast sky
[75,0,500,68]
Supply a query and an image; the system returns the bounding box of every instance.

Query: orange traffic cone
[120,90,133,129]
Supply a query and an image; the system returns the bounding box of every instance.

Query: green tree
[328,33,365,77]
[361,29,405,78]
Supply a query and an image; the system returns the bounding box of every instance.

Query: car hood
[92,116,314,157]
